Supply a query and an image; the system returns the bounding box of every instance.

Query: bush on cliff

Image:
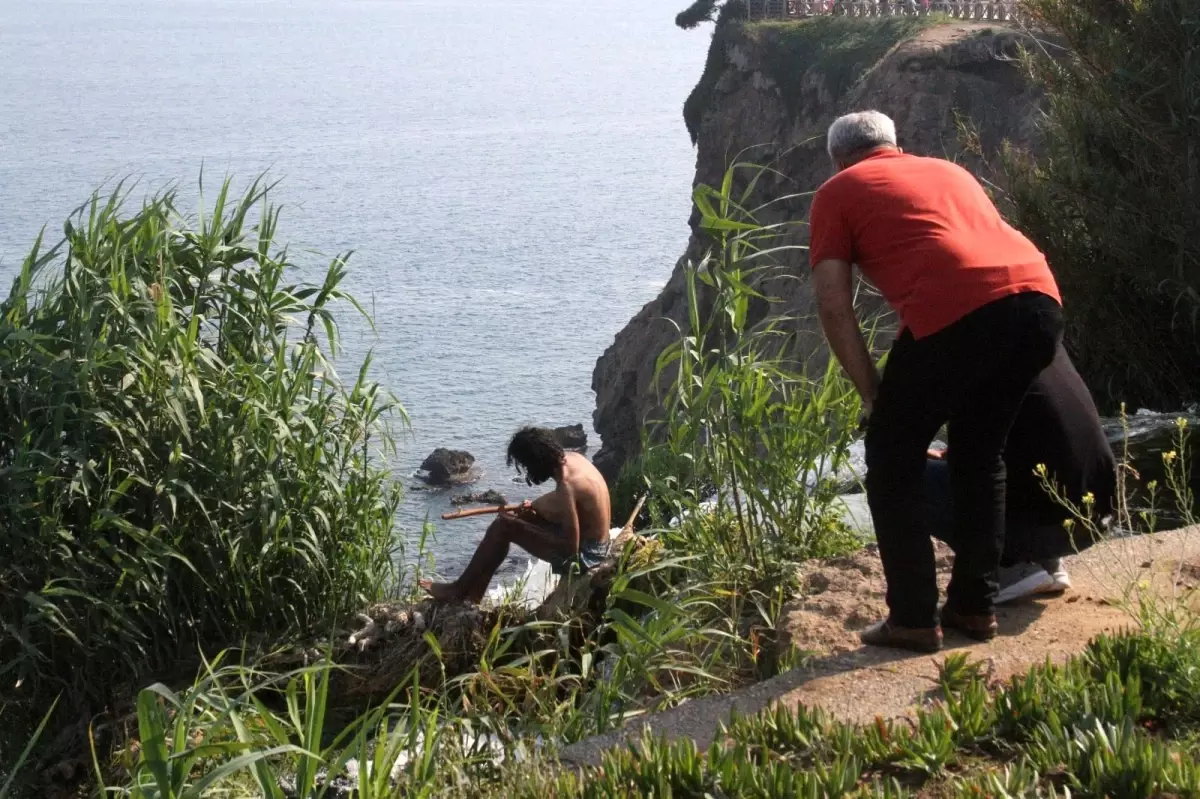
[0,181,401,731]
[1001,0,1200,411]
[680,1,749,143]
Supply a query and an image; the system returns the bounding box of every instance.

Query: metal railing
[746,0,1024,21]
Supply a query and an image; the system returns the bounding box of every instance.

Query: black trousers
[922,341,1116,564]
[924,458,1108,563]
[865,291,1063,627]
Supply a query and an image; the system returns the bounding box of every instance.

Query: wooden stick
[441,493,649,527]
[440,503,523,521]
[620,493,648,536]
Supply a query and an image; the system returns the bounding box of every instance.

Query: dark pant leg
[865,333,951,628]
[944,294,1063,614]
[927,456,1042,564]
[927,456,1101,564]
[924,458,955,547]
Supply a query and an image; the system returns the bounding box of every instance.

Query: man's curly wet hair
[507,426,565,486]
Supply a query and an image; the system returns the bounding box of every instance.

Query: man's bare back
[528,451,611,545]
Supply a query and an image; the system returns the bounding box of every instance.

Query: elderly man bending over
[809,111,1064,652]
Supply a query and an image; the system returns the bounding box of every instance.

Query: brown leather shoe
[940,605,999,641]
[859,619,943,653]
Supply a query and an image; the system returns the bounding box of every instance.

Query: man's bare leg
[424,514,571,603]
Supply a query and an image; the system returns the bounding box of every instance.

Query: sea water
[0,0,710,582]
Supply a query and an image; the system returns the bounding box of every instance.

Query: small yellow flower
[1035,463,1048,477]
[1147,479,1159,492]
[1163,450,1178,464]
[1083,492,1095,506]
[1062,518,1076,531]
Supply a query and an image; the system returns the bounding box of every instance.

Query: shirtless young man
[424,426,612,603]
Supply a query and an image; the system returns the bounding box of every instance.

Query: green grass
[637,159,868,590]
[7,161,871,794]
[534,625,1200,798]
[0,178,403,758]
[682,5,745,142]
[76,622,1200,797]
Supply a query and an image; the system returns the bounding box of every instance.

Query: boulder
[417,448,477,486]
[450,489,508,506]
[553,423,588,452]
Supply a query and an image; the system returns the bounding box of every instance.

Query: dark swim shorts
[543,527,611,577]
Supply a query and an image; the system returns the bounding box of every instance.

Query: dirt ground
[560,525,1200,767]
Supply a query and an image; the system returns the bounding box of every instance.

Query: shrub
[1001,0,1200,411]
[681,2,749,143]
[674,0,744,30]
[0,180,402,724]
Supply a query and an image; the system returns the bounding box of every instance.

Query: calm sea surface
[0,0,708,581]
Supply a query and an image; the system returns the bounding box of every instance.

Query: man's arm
[557,480,581,556]
[812,258,881,413]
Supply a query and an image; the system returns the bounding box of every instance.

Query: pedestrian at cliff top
[925,342,1117,605]
[808,109,1064,653]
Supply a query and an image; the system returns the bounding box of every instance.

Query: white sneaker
[1040,558,1071,594]
[996,562,1055,604]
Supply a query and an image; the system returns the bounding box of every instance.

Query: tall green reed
[644,160,863,585]
[0,178,403,738]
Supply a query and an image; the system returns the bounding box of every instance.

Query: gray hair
[826,111,897,162]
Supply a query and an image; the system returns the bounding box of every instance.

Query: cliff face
[591,20,1046,480]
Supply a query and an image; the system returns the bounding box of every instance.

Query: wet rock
[417,448,478,486]
[553,423,588,452]
[591,444,625,487]
[451,489,508,506]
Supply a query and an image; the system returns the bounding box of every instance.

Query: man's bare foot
[420,579,468,602]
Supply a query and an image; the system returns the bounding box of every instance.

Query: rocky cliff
[591,18,1047,480]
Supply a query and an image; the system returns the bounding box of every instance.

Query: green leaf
[185,745,306,798]
[136,689,174,797]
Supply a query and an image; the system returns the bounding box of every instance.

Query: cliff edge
[592,19,1046,479]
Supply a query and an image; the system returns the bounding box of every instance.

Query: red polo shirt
[808,149,1061,338]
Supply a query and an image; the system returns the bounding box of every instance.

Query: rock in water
[450,489,508,506]
[553,423,588,452]
[418,448,477,486]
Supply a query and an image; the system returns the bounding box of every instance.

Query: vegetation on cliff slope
[750,17,939,119]
[619,161,864,579]
[75,417,1198,796]
[680,13,940,143]
[674,0,745,30]
[6,167,1199,797]
[1001,0,1200,413]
